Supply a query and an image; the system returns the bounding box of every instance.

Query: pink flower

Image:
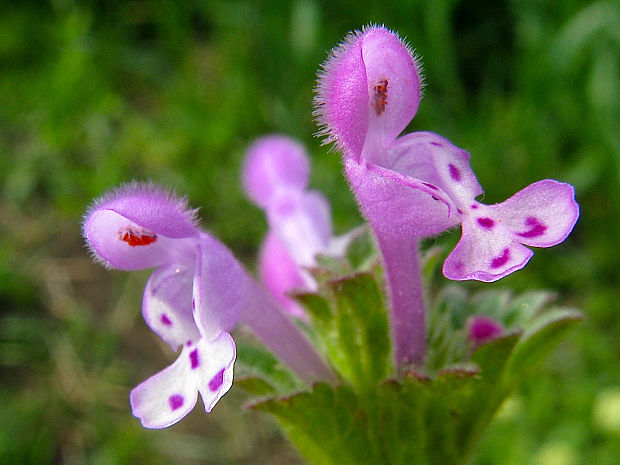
[315,26,579,282]
[243,135,353,317]
[83,182,334,427]
[83,183,239,427]
[314,26,579,366]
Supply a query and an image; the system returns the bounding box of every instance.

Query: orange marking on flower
[119,227,157,247]
[373,79,388,115]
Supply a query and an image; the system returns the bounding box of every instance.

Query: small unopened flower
[243,135,351,317]
[468,315,504,347]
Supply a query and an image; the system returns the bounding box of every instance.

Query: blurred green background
[1,0,618,463]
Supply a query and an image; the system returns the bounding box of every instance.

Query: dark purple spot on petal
[491,248,510,269]
[161,314,172,326]
[208,369,225,392]
[477,217,495,229]
[430,141,442,147]
[192,299,195,311]
[168,394,184,410]
[471,204,479,209]
[422,182,439,190]
[448,164,461,182]
[457,208,463,214]
[189,348,200,369]
[518,217,547,238]
[186,340,192,347]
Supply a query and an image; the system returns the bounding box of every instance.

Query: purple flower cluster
[83,25,579,429]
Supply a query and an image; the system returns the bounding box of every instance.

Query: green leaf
[427,285,470,371]
[505,308,582,382]
[295,272,392,391]
[252,383,372,465]
[503,290,555,326]
[345,228,377,270]
[235,339,305,394]
[329,272,393,389]
[457,333,521,460]
[234,376,276,396]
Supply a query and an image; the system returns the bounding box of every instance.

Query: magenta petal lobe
[259,231,308,318]
[84,209,171,270]
[469,316,503,345]
[346,158,458,238]
[360,27,422,149]
[85,182,199,238]
[130,349,198,429]
[195,333,236,413]
[443,218,534,282]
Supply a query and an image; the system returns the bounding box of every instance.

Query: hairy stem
[239,280,336,384]
[375,230,426,370]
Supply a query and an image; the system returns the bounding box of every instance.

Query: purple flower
[83,182,334,428]
[83,183,241,427]
[314,26,579,366]
[243,135,352,317]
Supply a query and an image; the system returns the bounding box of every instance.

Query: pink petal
[142,265,201,350]
[346,158,459,239]
[314,29,369,157]
[267,189,332,267]
[242,135,310,208]
[489,179,579,248]
[84,208,185,270]
[259,231,308,319]
[85,182,199,238]
[360,27,422,159]
[130,347,198,429]
[443,216,533,282]
[192,233,247,339]
[314,26,422,160]
[83,183,199,270]
[386,132,483,203]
